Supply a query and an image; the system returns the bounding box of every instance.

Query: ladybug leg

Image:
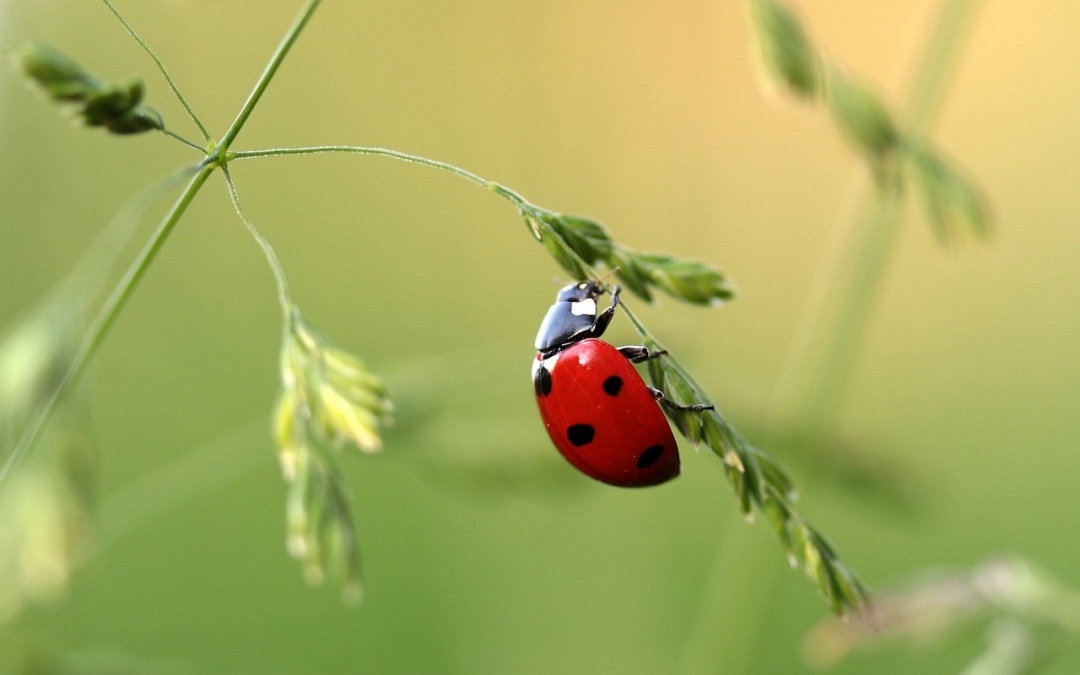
[586,284,622,339]
[647,385,715,412]
[617,345,669,363]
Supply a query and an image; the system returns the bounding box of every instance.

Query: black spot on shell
[567,424,595,447]
[534,363,552,397]
[602,375,623,397]
[636,444,665,469]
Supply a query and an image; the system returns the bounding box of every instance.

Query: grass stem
[1,0,332,483]
[771,0,983,444]
[0,162,216,485]
[218,0,324,152]
[221,167,294,315]
[683,0,984,671]
[231,145,532,209]
[100,0,212,144]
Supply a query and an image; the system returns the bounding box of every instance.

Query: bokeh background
[2,0,1079,673]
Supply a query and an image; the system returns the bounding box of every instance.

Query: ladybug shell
[533,338,680,487]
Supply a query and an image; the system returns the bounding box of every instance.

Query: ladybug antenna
[596,267,620,293]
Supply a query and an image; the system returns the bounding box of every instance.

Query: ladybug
[532,280,712,487]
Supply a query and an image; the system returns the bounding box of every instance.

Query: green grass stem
[772,0,983,445]
[217,0,323,152]
[0,161,215,485]
[683,1,984,671]
[100,0,212,144]
[1,0,331,484]
[231,145,532,209]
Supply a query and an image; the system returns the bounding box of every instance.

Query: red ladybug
[532,281,711,487]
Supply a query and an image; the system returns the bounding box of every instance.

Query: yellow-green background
[2,1,1078,673]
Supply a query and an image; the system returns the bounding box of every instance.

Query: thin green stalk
[162,128,205,151]
[231,145,532,209]
[100,0,212,144]
[221,167,293,315]
[772,184,904,441]
[62,162,204,298]
[0,161,216,486]
[903,0,982,132]
[772,0,983,447]
[217,0,324,152]
[1,0,332,483]
[227,145,538,342]
[682,2,983,673]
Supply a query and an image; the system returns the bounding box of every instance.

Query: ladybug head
[554,280,606,304]
[535,280,613,355]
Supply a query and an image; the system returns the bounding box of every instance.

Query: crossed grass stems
[6,0,994,624]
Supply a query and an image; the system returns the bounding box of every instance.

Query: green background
[2,1,1079,673]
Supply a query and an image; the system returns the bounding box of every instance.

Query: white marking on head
[570,298,597,317]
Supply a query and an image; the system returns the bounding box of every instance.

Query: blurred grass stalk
[681,0,983,672]
[771,0,983,438]
[802,556,1080,671]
